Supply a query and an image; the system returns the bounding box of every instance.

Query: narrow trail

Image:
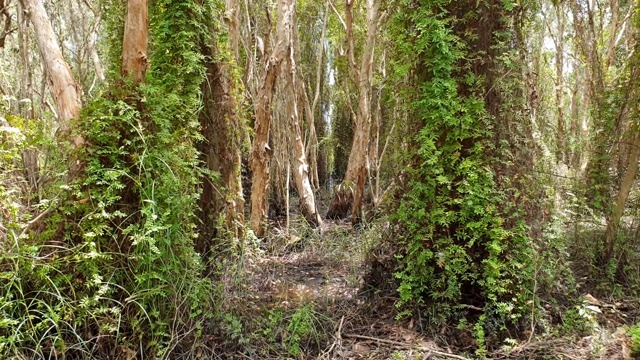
[221,210,640,359]
[230,212,470,360]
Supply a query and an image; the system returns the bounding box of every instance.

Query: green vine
[391,0,534,348]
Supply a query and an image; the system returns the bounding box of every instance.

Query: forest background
[1,0,640,358]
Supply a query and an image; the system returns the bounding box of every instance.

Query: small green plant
[257,304,326,358]
[628,323,640,356]
[557,306,596,336]
[285,304,317,357]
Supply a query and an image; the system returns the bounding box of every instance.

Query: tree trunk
[122,0,148,86]
[285,31,322,227]
[197,37,246,252]
[326,0,382,223]
[602,132,640,263]
[88,14,106,84]
[225,0,241,62]
[17,1,34,119]
[300,2,329,191]
[20,0,81,128]
[554,2,566,164]
[271,85,289,217]
[249,0,294,237]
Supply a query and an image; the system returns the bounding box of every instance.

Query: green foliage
[0,0,227,357]
[557,307,593,336]
[629,322,640,356]
[258,304,326,358]
[389,0,535,346]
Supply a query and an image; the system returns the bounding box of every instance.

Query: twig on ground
[343,333,473,360]
[318,315,344,360]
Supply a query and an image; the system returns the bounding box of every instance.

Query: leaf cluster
[388,0,535,348]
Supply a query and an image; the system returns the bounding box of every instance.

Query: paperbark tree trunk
[326,0,382,223]
[197,41,246,251]
[249,0,294,237]
[285,18,322,227]
[299,2,329,191]
[20,0,81,128]
[554,2,566,164]
[122,0,149,86]
[602,132,640,264]
[225,0,241,62]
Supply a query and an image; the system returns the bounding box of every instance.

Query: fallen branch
[343,333,473,360]
[318,315,344,360]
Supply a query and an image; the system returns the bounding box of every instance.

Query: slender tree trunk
[603,132,640,263]
[20,0,81,128]
[285,24,322,226]
[554,2,566,163]
[601,22,640,262]
[271,99,289,217]
[17,1,34,119]
[300,2,329,191]
[326,0,382,223]
[88,14,105,84]
[122,0,148,86]
[249,0,293,236]
[197,34,246,251]
[225,0,241,62]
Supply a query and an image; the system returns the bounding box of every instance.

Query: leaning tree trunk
[249,0,294,237]
[326,0,381,223]
[284,31,322,227]
[20,0,81,128]
[602,132,640,264]
[602,52,640,263]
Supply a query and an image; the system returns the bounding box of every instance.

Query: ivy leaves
[391,0,533,344]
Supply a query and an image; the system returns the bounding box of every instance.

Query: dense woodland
[2,0,640,358]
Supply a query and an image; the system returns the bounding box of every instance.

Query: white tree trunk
[327,0,382,222]
[285,22,322,227]
[21,0,81,127]
[249,0,294,236]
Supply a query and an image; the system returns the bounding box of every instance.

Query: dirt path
[225,216,638,359]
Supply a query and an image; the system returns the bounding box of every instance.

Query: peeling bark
[197,43,245,251]
[285,20,322,227]
[122,0,148,86]
[326,0,383,224]
[249,0,294,237]
[21,0,81,127]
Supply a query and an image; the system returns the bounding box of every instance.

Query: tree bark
[197,39,246,251]
[20,0,81,128]
[285,22,322,227]
[17,0,34,119]
[554,2,566,163]
[122,0,148,86]
[299,2,329,191]
[602,132,640,263]
[601,40,640,263]
[249,0,294,237]
[225,0,241,62]
[326,0,382,223]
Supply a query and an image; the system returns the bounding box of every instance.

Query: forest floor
[214,199,640,359]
